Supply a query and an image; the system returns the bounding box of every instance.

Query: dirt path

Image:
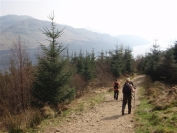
[44,75,145,133]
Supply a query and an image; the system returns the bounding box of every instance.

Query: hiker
[129,78,136,98]
[129,79,136,90]
[122,78,135,115]
[113,79,120,100]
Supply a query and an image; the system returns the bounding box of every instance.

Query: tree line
[136,40,177,83]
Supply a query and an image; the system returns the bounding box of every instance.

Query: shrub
[40,106,55,119]
[25,109,43,128]
[2,114,23,133]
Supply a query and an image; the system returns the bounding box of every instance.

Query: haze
[0,0,177,56]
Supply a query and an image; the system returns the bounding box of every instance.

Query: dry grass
[40,106,55,119]
[0,109,43,132]
[135,77,177,133]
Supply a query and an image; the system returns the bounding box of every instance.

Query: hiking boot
[122,111,124,115]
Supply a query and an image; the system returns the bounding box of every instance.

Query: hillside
[0,15,150,53]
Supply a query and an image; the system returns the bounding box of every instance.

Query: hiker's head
[126,78,130,83]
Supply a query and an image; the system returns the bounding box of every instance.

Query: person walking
[113,79,120,100]
[129,79,136,90]
[122,78,135,115]
[129,78,136,108]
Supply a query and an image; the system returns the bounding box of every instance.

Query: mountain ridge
[0,15,151,52]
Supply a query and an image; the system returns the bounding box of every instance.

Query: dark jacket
[122,83,132,96]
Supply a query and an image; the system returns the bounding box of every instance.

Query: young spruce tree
[31,12,74,108]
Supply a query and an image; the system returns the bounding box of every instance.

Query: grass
[0,109,43,133]
[135,86,177,133]
[3,90,106,133]
[0,92,104,133]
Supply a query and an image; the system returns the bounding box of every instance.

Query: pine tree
[160,48,177,83]
[123,47,134,74]
[83,50,95,81]
[135,55,145,72]
[73,50,95,82]
[96,50,111,86]
[31,12,74,107]
[144,42,161,81]
[76,50,84,74]
[174,41,177,63]
[110,45,124,78]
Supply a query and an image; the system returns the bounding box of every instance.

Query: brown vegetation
[143,77,177,111]
[0,37,33,115]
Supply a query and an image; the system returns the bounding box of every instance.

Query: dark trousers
[122,95,132,113]
[114,90,119,100]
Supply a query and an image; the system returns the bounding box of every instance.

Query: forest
[0,14,177,132]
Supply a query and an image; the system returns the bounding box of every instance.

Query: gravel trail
[44,75,145,133]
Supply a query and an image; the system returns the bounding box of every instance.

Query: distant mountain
[0,15,32,31]
[0,15,150,53]
[84,26,104,34]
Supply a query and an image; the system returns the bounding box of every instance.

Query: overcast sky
[0,0,177,56]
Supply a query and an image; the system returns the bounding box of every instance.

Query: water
[132,41,174,58]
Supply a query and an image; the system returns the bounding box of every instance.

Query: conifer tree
[83,50,95,81]
[144,43,161,80]
[76,50,84,74]
[96,50,111,86]
[135,55,145,72]
[123,47,134,74]
[31,12,74,107]
[174,41,177,63]
[160,48,177,82]
[110,45,124,78]
[73,50,95,82]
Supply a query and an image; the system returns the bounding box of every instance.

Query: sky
[0,0,177,56]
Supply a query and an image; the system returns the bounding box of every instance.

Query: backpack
[129,81,134,87]
[123,83,131,96]
[114,82,119,89]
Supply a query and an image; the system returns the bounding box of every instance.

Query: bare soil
[43,75,145,133]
